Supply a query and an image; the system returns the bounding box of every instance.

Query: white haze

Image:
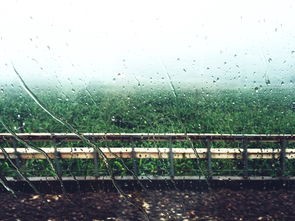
[0,0,295,90]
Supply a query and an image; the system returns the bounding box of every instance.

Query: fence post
[242,140,249,179]
[279,140,287,178]
[12,138,22,180]
[206,140,212,180]
[53,139,62,178]
[131,138,138,177]
[169,138,175,179]
[93,149,99,178]
[12,138,21,168]
[13,115,24,180]
[132,147,138,177]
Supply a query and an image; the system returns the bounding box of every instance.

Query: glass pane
[0,0,294,220]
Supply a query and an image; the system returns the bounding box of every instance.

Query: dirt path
[0,189,294,220]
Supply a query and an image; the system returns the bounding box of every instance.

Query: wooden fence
[1,133,295,181]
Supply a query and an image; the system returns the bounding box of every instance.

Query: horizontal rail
[1,147,295,159]
[1,133,295,142]
[5,176,295,182]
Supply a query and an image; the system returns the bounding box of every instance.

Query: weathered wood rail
[1,133,295,181]
[0,147,295,159]
[1,133,295,142]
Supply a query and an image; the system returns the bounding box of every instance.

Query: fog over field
[0,0,295,91]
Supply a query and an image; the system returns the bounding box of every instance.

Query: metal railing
[1,133,295,181]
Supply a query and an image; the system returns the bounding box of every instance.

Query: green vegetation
[0,86,295,177]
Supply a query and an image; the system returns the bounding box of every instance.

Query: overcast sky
[0,0,295,90]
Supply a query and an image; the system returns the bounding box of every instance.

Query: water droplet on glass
[255,87,259,92]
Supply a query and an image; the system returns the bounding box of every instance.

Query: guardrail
[1,147,294,159]
[1,133,295,142]
[1,133,294,180]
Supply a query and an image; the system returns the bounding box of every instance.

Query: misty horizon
[0,0,295,91]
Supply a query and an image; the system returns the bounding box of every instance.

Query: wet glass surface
[0,0,295,220]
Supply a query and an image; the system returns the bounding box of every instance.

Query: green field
[0,86,295,177]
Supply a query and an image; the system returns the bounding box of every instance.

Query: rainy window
[0,0,295,220]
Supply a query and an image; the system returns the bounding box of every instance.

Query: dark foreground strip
[1,176,295,193]
[1,189,295,220]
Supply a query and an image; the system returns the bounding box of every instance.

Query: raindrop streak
[13,65,111,176]
[12,66,149,220]
[0,179,15,196]
[85,88,97,105]
[0,122,39,194]
[164,71,210,189]
[85,83,146,189]
[166,73,177,98]
[12,66,68,127]
[0,117,66,195]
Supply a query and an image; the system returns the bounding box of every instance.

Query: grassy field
[0,86,295,177]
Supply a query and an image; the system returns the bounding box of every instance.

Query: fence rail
[0,147,295,159]
[6,176,295,182]
[1,133,295,181]
[1,133,295,142]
